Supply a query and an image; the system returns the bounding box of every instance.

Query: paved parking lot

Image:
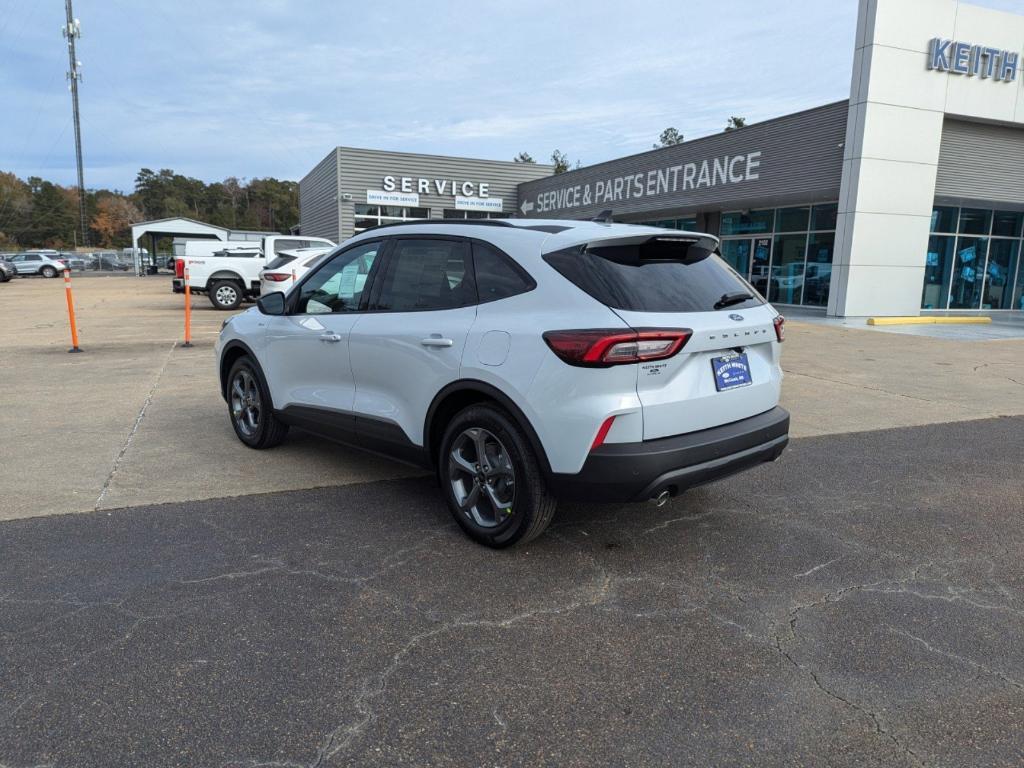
[1,275,1023,766]
[2,418,1022,767]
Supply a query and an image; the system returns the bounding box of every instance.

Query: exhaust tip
[651,490,671,507]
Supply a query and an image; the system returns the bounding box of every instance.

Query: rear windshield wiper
[714,291,753,310]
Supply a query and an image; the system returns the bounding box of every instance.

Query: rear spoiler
[546,231,718,254]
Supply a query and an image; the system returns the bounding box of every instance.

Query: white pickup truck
[173,235,335,310]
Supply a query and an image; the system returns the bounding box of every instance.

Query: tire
[226,356,289,449]
[40,266,58,278]
[209,280,243,310]
[438,404,556,548]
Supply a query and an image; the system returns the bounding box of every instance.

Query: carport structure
[130,217,230,274]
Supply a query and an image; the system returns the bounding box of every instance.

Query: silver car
[0,257,16,282]
[7,252,67,278]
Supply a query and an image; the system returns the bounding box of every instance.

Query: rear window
[265,254,297,270]
[544,238,763,313]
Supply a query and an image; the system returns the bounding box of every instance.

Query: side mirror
[256,291,286,316]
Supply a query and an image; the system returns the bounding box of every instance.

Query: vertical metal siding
[935,119,1024,206]
[516,101,850,220]
[336,147,554,239]
[299,150,340,241]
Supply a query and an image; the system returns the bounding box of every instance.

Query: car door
[17,255,38,274]
[261,240,383,436]
[348,236,478,456]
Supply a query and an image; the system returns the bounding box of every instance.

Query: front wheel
[439,404,556,548]
[210,280,243,310]
[41,266,58,278]
[226,356,289,449]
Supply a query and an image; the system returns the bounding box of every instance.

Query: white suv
[215,219,789,548]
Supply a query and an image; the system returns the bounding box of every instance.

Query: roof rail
[359,219,515,232]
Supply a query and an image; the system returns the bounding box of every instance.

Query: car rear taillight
[175,259,184,278]
[773,315,786,342]
[543,329,692,367]
[263,273,290,282]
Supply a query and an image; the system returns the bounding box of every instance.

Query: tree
[725,116,747,131]
[513,152,535,163]
[550,150,573,174]
[92,196,142,247]
[654,127,684,148]
[0,172,31,247]
[27,179,76,247]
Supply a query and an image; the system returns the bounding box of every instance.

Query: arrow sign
[520,199,535,215]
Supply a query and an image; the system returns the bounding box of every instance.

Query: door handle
[319,333,343,343]
[421,336,454,348]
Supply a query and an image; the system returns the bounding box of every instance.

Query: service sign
[366,189,420,207]
[520,152,763,216]
[455,196,503,212]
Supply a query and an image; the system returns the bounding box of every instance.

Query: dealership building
[299,0,1024,317]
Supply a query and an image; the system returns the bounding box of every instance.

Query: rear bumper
[548,407,789,502]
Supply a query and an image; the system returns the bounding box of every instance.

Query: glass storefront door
[721,237,772,298]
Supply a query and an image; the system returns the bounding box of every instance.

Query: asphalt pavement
[2,416,1022,768]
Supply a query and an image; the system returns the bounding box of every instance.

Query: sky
[2,0,1022,191]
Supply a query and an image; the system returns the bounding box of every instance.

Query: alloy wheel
[230,369,261,437]
[216,285,238,306]
[448,427,516,528]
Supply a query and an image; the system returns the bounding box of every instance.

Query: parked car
[216,219,789,548]
[93,253,130,271]
[173,236,336,310]
[0,257,17,282]
[6,252,67,277]
[258,246,334,296]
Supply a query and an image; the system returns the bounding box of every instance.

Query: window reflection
[948,237,987,309]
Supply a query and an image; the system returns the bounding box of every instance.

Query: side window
[295,241,380,315]
[374,239,474,312]
[472,242,535,303]
[273,239,302,255]
[26,255,41,262]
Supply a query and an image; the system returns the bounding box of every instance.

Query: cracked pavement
[2,416,1023,767]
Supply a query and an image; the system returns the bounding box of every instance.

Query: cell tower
[63,0,88,247]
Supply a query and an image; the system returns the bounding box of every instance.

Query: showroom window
[442,209,506,220]
[719,203,837,307]
[636,217,698,231]
[354,204,429,234]
[923,205,1023,310]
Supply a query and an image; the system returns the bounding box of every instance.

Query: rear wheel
[439,404,556,548]
[210,280,243,310]
[40,266,58,278]
[227,356,288,449]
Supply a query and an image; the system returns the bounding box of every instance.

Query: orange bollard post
[63,269,82,353]
[182,262,193,348]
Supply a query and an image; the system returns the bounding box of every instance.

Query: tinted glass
[804,232,835,307]
[355,204,379,216]
[720,209,774,236]
[750,237,772,297]
[948,237,987,309]
[775,207,810,233]
[472,242,534,303]
[27,255,40,261]
[768,233,807,305]
[959,208,991,235]
[992,210,1023,238]
[272,239,303,255]
[811,204,838,231]
[983,239,1019,310]
[264,254,297,270]
[720,240,751,277]
[931,207,958,233]
[544,240,763,313]
[374,239,474,311]
[296,241,380,314]
[921,235,954,309]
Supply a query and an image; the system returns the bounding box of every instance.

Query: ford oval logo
[729,313,744,321]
